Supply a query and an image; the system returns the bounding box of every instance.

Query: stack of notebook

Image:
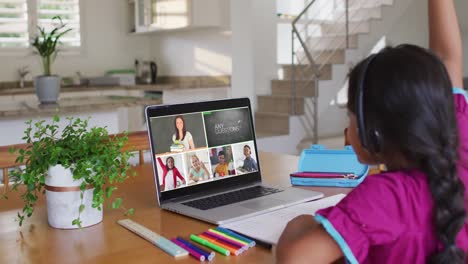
[170,143,184,152]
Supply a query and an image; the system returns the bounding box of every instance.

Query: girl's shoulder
[454,92,468,177]
[359,169,427,191]
[454,91,467,114]
[360,168,422,182]
[342,169,430,210]
[315,169,432,262]
[323,169,431,222]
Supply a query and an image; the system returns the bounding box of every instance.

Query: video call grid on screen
[149,107,259,192]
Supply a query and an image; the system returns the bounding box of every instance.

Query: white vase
[45,165,103,229]
[34,75,61,105]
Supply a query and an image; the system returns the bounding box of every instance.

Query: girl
[276,0,468,263]
[188,154,210,183]
[172,115,195,150]
[157,156,186,191]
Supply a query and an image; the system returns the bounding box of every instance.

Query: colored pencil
[209,228,250,247]
[171,239,205,261]
[203,231,247,250]
[190,234,230,256]
[176,237,215,261]
[215,227,256,247]
[198,234,243,256]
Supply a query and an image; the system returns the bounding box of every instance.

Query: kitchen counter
[0,84,171,96]
[0,95,162,119]
[0,75,231,146]
[0,75,232,96]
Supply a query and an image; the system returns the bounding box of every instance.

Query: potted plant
[32,16,71,105]
[7,116,135,229]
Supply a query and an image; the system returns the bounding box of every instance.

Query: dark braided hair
[348,44,466,263]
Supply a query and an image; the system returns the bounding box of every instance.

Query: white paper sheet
[220,194,346,245]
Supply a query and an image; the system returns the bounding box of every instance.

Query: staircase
[255,0,396,152]
[255,64,334,136]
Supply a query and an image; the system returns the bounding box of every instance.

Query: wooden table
[0,152,353,264]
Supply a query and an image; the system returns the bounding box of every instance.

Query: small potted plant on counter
[8,116,135,229]
[32,16,71,105]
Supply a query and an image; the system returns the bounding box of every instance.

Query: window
[0,0,81,49]
[0,0,29,47]
[37,0,81,47]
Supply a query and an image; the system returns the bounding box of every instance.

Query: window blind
[0,0,28,47]
[37,0,80,47]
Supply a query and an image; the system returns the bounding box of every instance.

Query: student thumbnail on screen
[184,150,213,186]
[232,141,258,175]
[209,146,236,178]
[155,154,187,192]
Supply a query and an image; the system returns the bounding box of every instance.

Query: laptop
[145,97,323,224]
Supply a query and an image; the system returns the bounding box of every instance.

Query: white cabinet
[129,0,222,33]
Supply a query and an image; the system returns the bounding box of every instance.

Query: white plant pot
[34,75,61,105]
[45,165,103,229]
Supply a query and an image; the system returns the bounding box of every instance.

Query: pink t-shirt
[316,93,468,263]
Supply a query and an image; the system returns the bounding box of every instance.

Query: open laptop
[145,97,323,224]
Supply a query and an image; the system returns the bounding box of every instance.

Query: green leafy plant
[7,116,135,227]
[31,16,71,76]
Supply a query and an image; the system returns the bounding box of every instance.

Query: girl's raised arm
[429,0,463,88]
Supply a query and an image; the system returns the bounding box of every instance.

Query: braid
[423,138,466,264]
[348,44,467,263]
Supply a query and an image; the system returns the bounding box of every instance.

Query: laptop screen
[146,98,261,201]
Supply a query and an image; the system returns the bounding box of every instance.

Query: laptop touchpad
[239,198,285,210]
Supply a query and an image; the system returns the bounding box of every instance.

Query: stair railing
[291,0,321,144]
[291,0,384,144]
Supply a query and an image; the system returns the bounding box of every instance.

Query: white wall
[230,0,277,112]
[148,0,231,76]
[149,29,232,76]
[229,0,255,103]
[456,0,468,78]
[0,0,151,82]
[455,0,468,33]
[386,0,468,77]
[252,0,277,97]
[464,35,468,78]
[386,0,428,47]
[149,0,278,112]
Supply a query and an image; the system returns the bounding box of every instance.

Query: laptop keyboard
[182,186,283,210]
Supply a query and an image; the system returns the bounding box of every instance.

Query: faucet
[18,66,29,88]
